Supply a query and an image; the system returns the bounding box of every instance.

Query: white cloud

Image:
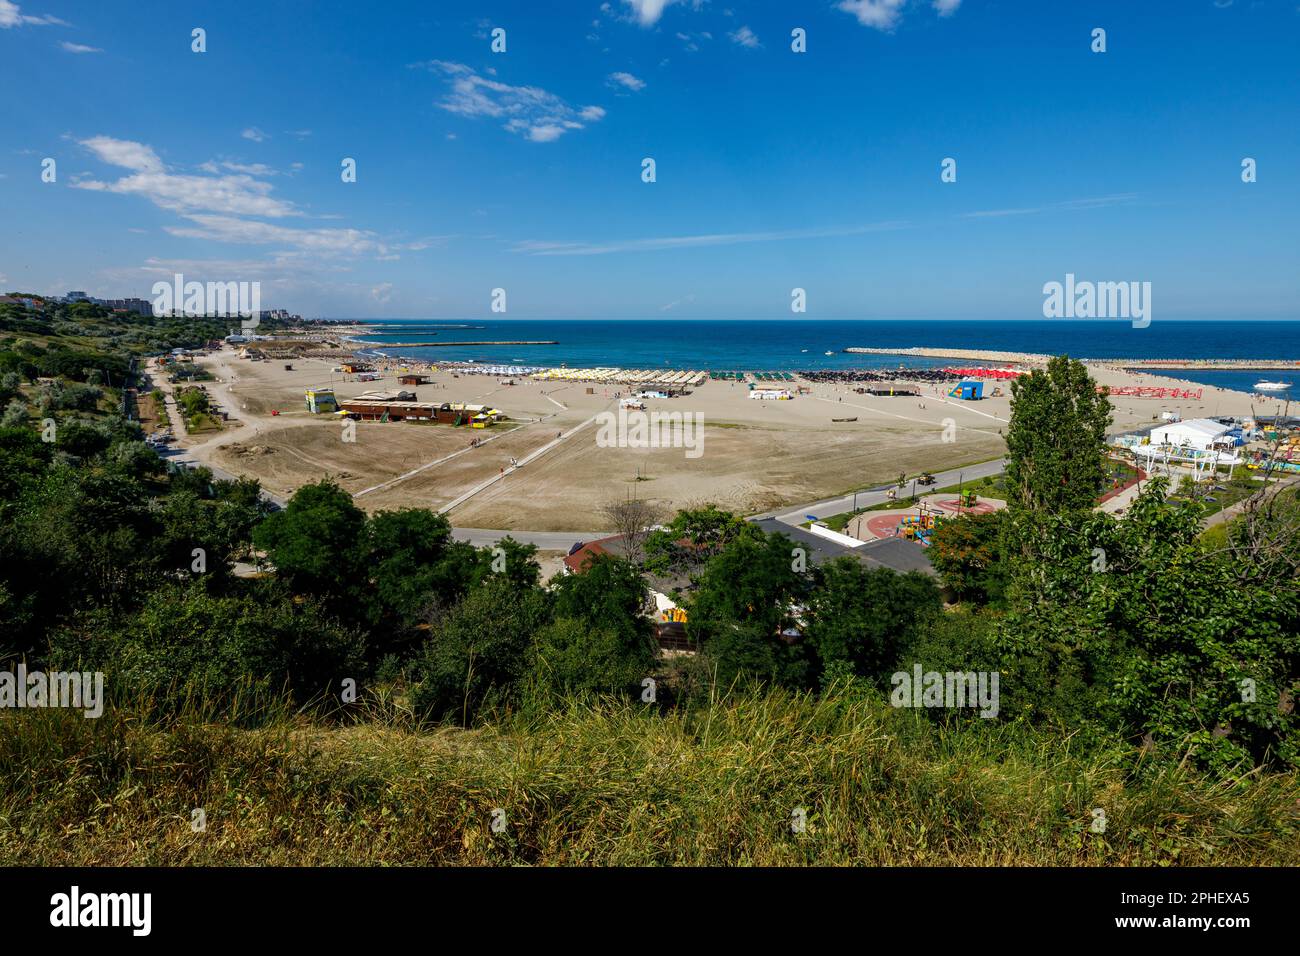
[417,61,606,143]
[75,136,296,218]
[621,0,673,27]
[512,221,908,256]
[0,1,67,27]
[959,194,1138,219]
[728,25,761,48]
[284,129,312,139]
[675,30,711,51]
[71,135,407,259]
[617,0,707,27]
[164,214,382,256]
[371,282,394,303]
[60,41,102,53]
[836,0,907,31]
[241,127,269,143]
[78,135,164,173]
[199,160,277,177]
[607,71,646,91]
[934,0,962,15]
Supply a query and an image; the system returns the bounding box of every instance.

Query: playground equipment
[897,513,946,546]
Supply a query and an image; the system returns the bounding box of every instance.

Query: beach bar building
[304,388,338,413]
[339,399,439,422]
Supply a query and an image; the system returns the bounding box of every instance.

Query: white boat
[824,351,834,356]
[1255,380,1292,390]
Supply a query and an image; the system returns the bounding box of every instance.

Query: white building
[1149,418,1232,451]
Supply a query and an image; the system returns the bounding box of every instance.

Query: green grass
[1171,474,1272,520]
[2,686,1296,866]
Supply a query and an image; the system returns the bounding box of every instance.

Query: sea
[344,319,1300,399]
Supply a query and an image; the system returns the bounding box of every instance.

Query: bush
[409,577,552,724]
[47,579,365,713]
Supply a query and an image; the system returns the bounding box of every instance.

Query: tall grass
[2,684,1297,866]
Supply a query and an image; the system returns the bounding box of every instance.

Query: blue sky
[1,0,1298,319]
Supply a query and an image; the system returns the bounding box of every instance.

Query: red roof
[563,539,613,573]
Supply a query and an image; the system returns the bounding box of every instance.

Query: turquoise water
[343,319,1300,396]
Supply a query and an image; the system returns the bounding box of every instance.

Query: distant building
[104,298,152,315]
[0,294,43,309]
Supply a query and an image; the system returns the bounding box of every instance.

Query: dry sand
[179,349,1263,531]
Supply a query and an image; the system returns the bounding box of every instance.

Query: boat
[831,416,858,422]
[824,351,834,356]
[1255,380,1292,390]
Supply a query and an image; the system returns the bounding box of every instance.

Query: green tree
[643,504,756,576]
[687,530,812,689]
[802,559,942,684]
[409,576,552,724]
[1004,355,1112,516]
[929,511,1007,605]
[531,555,660,701]
[366,508,478,662]
[252,480,369,614]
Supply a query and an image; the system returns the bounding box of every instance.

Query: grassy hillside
[3,687,1296,866]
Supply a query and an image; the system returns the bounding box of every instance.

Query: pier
[845,347,1047,365]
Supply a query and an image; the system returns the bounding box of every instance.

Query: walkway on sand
[438,410,608,516]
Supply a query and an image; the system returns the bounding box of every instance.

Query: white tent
[1149,418,1230,451]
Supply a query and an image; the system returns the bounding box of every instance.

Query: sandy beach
[171,348,1267,532]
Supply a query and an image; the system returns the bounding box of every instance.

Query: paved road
[451,528,608,549]
[451,458,1008,548]
[752,458,1008,528]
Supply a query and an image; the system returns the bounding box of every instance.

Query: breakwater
[1094,359,1300,371]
